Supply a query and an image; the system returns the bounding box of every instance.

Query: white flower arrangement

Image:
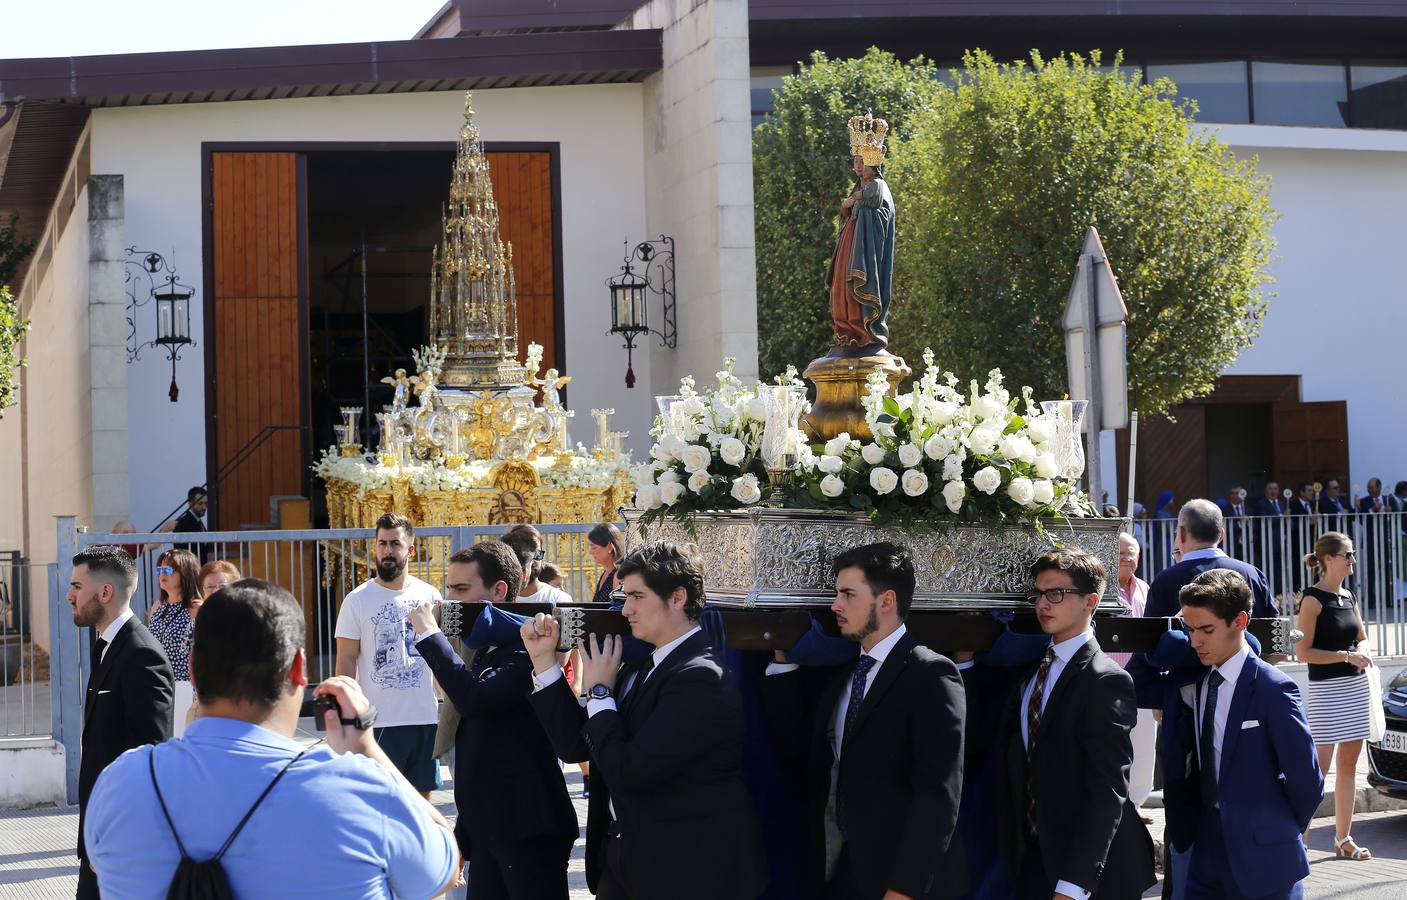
[795,350,1087,528]
[633,358,811,525]
[411,344,448,379]
[314,444,630,495]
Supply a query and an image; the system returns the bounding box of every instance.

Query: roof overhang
[0,28,661,292]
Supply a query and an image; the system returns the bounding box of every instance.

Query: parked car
[1367,668,1407,800]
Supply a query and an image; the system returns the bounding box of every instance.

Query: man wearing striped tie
[996,548,1155,899]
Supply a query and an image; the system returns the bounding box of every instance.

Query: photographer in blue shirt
[85,579,462,899]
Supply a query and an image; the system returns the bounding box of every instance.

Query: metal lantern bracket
[605,235,675,388]
[125,247,196,401]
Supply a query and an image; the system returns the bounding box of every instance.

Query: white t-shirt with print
[518,583,573,606]
[334,576,442,727]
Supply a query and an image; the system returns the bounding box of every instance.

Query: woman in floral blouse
[148,549,202,736]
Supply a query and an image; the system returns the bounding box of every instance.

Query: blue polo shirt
[85,717,456,899]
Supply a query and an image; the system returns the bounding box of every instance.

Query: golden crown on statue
[847,110,889,167]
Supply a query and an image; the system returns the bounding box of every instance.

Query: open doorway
[307,149,453,522]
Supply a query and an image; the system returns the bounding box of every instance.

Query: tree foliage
[1,212,36,417]
[752,50,942,378]
[753,48,1277,416]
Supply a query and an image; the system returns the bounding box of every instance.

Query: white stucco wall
[85,85,650,528]
[1212,125,1407,487]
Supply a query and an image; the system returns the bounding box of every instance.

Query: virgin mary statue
[826,111,895,355]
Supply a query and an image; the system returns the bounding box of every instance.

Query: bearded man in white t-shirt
[335,513,443,799]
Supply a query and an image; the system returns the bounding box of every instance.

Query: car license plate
[1381,730,1407,753]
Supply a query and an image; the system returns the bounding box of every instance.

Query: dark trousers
[595,825,634,900]
[466,836,573,900]
[1186,809,1301,900]
[76,860,99,900]
[1016,842,1051,900]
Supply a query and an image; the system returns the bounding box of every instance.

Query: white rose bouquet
[633,359,812,529]
[794,349,1087,529]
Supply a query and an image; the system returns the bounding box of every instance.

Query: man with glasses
[996,547,1155,900]
[1138,569,1320,899]
[1318,480,1348,518]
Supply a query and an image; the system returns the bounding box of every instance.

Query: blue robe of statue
[827,175,896,351]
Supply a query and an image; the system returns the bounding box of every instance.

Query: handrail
[148,424,308,532]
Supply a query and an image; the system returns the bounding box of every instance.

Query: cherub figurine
[537,368,571,412]
[410,369,439,407]
[380,369,412,412]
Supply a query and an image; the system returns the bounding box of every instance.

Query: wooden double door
[206,148,559,529]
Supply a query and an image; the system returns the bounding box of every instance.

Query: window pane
[1146,61,1249,123]
[1351,61,1407,129]
[1252,61,1348,127]
[749,74,785,122]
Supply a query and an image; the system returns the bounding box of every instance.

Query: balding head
[1178,499,1224,549]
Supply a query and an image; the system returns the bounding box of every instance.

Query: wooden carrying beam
[438,603,1291,658]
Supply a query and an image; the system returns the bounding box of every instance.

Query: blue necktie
[1200,669,1224,808]
[842,655,877,749]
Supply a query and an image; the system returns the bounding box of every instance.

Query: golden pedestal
[800,352,910,443]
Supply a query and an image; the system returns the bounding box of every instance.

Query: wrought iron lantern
[606,235,675,388]
[126,248,196,402]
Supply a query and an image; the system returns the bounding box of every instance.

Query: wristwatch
[587,683,613,701]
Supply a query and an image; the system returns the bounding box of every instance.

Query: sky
[0,0,448,60]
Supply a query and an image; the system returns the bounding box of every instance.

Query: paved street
[4,762,1407,899]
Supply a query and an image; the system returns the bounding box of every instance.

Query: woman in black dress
[587,523,624,605]
[1295,531,1374,860]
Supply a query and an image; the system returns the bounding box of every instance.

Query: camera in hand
[299,692,378,732]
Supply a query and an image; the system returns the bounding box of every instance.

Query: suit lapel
[1035,638,1096,741]
[621,631,704,722]
[1217,654,1260,783]
[845,633,913,748]
[85,618,135,726]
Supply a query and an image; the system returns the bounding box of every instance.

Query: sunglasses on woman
[155,565,176,576]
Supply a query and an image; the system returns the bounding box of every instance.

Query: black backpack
[148,743,311,900]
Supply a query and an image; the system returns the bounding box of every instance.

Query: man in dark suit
[410,542,577,899]
[1136,570,1321,899]
[761,542,967,900]
[1252,481,1286,518]
[521,540,767,900]
[1357,477,1397,514]
[69,545,175,900]
[1144,500,1277,620]
[996,548,1155,900]
[1317,479,1348,517]
[1288,483,1316,518]
[1215,487,1249,519]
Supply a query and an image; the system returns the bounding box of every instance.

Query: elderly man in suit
[410,541,577,899]
[1138,570,1322,899]
[1144,500,1277,620]
[69,545,175,900]
[762,541,967,900]
[521,540,767,900]
[996,547,1155,899]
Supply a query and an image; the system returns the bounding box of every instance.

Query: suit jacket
[1215,500,1249,519]
[416,633,577,854]
[761,632,967,900]
[78,616,175,860]
[1137,652,1322,897]
[1144,553,1276,619]
[1357,495,1399,513]
[1252,497,1286,517]
[996,639,1154,899]
[529,630,767,900]
[1317,496,1348,516]
[1288,497,1316,517]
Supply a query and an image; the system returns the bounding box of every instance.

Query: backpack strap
[148,741,314,863]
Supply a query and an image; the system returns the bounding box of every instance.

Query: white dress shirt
[1192,643,1251,782]
[1181,547,1226,564]
[97,609,134,663]
[530,625,703,719]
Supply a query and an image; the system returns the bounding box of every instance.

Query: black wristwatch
[587,683,613,701]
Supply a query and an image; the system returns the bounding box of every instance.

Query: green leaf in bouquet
[882,395,902,417]
[1004,415,1025,434]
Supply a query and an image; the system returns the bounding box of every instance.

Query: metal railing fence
[1136,511,1407,655]
[0,553,50,737]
